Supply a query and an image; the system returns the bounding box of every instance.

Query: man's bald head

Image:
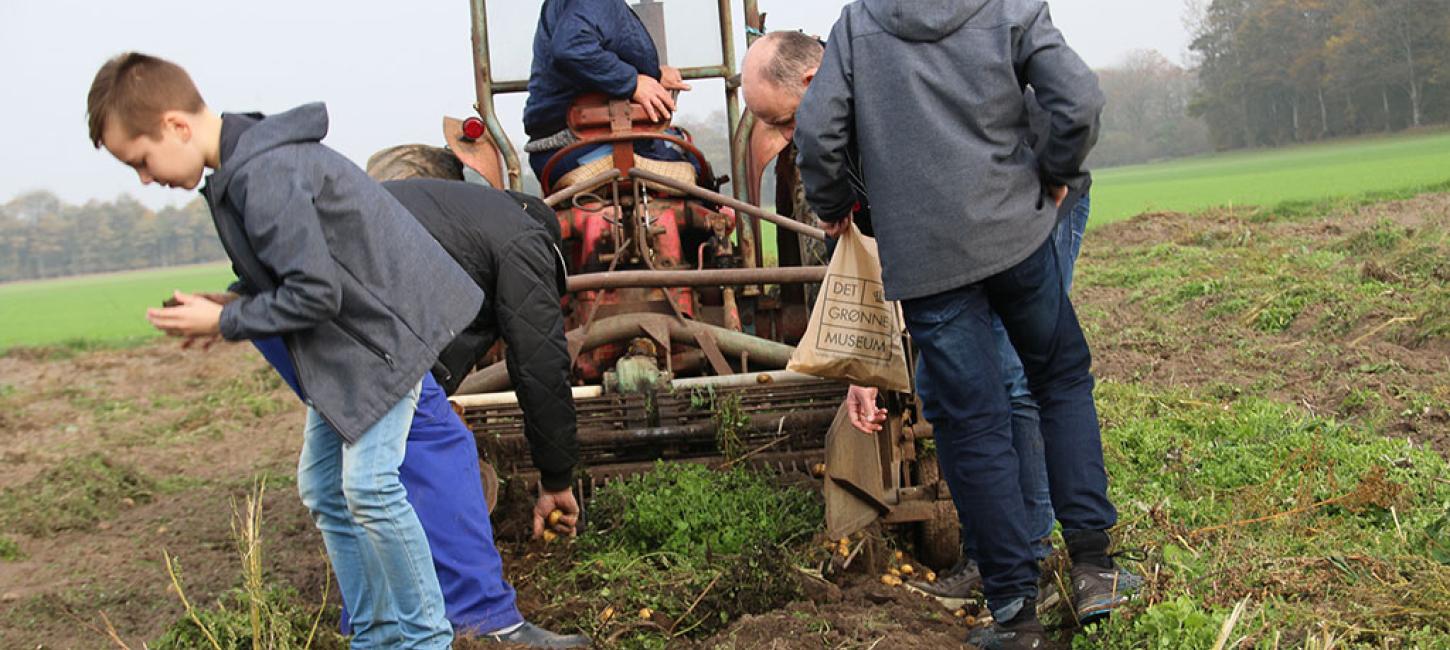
[742,31,824,137]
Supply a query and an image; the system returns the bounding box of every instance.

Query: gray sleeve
[794,13,857,223]
[226,273,254,296]
[218,153,342,340]
[1014,4,1104,186]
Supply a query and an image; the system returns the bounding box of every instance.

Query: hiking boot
[1064,530,1143,624]
[481,621,591,648]
[1070,561,1143,624]
[965,608,1048,650]
[909,558,982,600]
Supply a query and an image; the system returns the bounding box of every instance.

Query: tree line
[1188,0,1450,149]
[0,191,224,283]
[8,0,1448,283]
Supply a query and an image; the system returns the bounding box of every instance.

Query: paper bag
[788,223,911,392]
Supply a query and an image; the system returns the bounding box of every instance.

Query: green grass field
[0,263,235,351]
[1091,129,1450,226]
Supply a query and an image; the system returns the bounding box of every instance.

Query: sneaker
[910,552,1058,604]
[1070,560,1143,624]
[965,610,1048,650]
[909,558,982,600]
[481,621,591,648]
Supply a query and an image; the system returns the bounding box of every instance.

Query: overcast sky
[0,0,1192,210]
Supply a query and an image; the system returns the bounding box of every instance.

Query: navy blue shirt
[252,337,304,399]
[523,0,661,139]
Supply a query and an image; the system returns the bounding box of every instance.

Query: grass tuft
[150,478,340,650]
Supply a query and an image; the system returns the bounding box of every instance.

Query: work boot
[480,621,591,648]
[965,603,1048,650]
[1065,530,1143,624]
[909,557,982,599]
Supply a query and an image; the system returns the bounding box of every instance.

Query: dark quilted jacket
[382,179,578,491]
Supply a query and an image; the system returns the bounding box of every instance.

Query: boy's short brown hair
[87,52,206,148]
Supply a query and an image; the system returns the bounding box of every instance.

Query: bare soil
[0,343,325,649]
[0,193,1445,648]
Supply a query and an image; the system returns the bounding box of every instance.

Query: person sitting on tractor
[522,0,696,189]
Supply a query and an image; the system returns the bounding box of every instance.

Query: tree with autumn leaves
[1188,0,1450,150]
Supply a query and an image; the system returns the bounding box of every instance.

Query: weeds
[150,479,339,650]
[523,463,821,648]
[589,462,820,557]
[689,387,751,462]
[0,534,23,561]
[1085,381,1450,646]
[0,453,156,536]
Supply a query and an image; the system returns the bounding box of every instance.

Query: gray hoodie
[796,0,1104,301]
[205,103,484,443]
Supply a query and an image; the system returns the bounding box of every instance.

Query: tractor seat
[545,94,708,196]
[555,153,697,196]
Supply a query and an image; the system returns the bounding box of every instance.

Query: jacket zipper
[335,320,396,368]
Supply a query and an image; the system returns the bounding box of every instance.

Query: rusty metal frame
[629,168,826,240]
[566,266,825,292]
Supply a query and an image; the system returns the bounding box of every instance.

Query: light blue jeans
[962,193,1092,563]
[297,381,453,649]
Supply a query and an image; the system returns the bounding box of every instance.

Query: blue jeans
[903,211,1115,614]
[963,194,1092,563]
[298,381,453,649]
[340,375,524,636]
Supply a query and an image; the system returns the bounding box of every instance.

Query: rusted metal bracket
[691,326,734,376]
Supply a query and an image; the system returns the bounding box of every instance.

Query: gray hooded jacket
[205,103,484,443]
[796,0,1104,301]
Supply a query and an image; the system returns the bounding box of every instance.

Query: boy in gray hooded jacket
[795,2,1139,647]
[88,52,477,649]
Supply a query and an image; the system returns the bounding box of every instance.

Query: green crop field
[0,263,235,351]
[1091,129,1450,226]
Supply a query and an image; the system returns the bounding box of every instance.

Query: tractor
[379,0,962,567]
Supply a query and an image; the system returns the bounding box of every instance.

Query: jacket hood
[863,0,988,42]
[210,102,330,197]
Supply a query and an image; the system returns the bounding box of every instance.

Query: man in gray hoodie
[794,2,1138,646]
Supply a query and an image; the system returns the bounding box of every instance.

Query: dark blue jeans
[961,194,1091,563]
[903,203,1115,612]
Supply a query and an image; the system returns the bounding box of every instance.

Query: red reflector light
[462,117,486,141]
